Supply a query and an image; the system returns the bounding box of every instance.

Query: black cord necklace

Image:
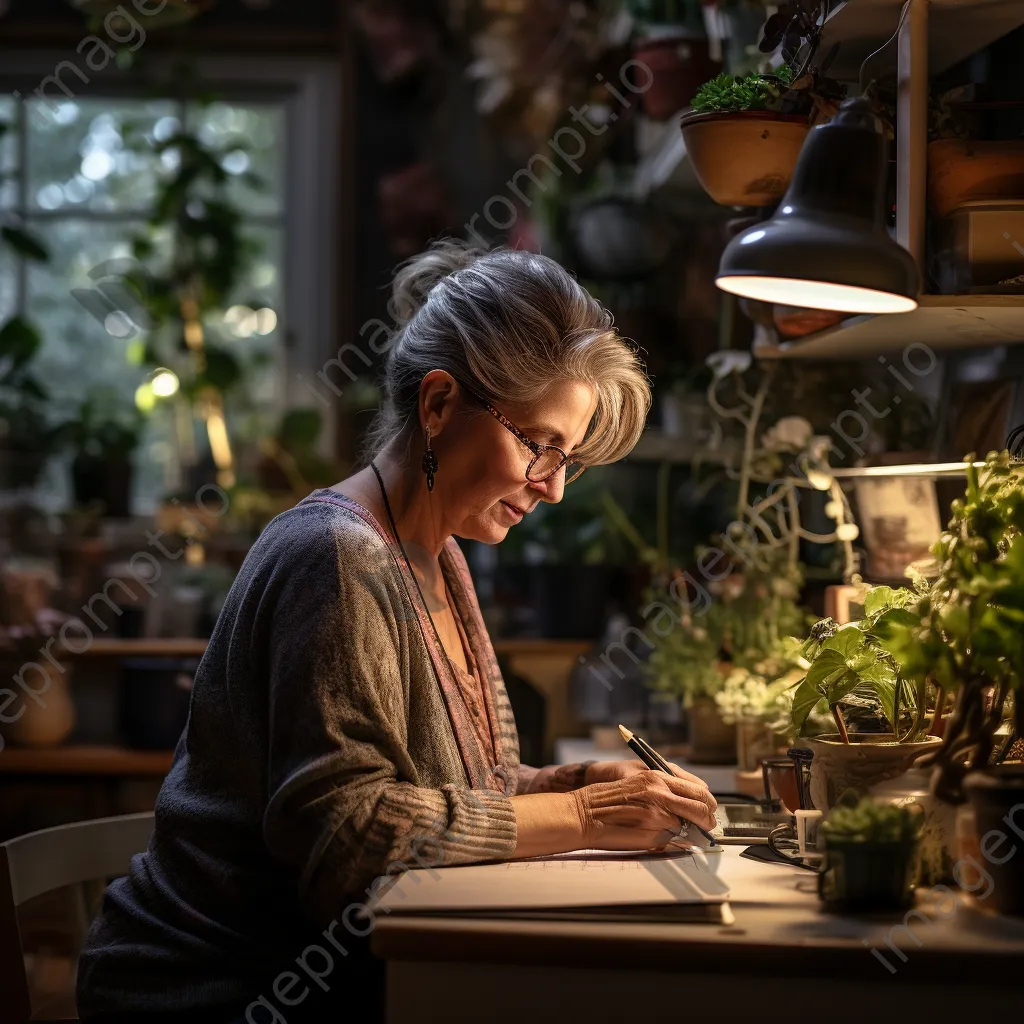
[370,460,458,675]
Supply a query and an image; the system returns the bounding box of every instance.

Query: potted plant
[790,584,942,811]
[680,0,845,207]
[61,391,145,518]
[881,451,1024,914]
[0,144,59,490]
[927,86,1024,218]
[818,794,923,911]
[713,640,807,769]
[626,0,721,121]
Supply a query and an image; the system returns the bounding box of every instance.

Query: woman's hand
[570,768,718,852]
[584,759,712,794]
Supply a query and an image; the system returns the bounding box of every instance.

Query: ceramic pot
[680,111,810,208]
[634,35,720,121]
[806,733,942,812]
[928,138,1024,217]
[0,658,75,748]
[964,765,1024,916]
[688,696,737,764]
[818,838,917,911]
[871,765,957,885]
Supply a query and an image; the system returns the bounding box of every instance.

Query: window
[1,91,288,510]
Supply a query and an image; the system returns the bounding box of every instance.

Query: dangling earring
[421,426,438,492]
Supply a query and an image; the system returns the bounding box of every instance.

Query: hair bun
[390,238,484,327]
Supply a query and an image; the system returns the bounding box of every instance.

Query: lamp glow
[716,275,918,315]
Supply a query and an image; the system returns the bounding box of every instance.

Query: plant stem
[928,686,946,737]
[736,369,772,520]
[830,703,850,743]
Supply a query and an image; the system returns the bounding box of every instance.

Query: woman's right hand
[569,771,718,851]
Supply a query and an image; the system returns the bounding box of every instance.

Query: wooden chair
[0,812,155,1023]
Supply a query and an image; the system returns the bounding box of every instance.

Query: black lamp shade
[716,98,921,315]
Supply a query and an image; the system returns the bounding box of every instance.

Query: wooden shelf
[66,638,210,658]
[753,295,1024,359]
[0,745,174,776]
[59,637,590,660]
[821,0,1024,81]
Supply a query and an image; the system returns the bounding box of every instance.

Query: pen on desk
[617,724,719,849]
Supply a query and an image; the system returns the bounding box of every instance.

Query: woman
[77,242,717,1023]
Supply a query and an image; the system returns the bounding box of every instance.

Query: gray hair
[361,240,652,469]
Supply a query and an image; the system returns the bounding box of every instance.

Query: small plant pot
[0,658,76,748]
[928,139,1024,217]
[806,733,942,812]
[680,110,810,208]
[818,838,917,911]
[964,765,1024,916]
[688,695,737,764]
[634,35,721,122]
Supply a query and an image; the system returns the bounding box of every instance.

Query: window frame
[0,51,341,461]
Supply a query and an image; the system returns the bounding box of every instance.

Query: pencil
[618,724,719,849]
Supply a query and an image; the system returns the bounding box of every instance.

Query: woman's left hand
[584,760,717,816]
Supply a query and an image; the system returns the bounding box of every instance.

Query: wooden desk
[372,848,1024,1023]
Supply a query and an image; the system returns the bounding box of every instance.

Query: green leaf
[1,226,50,262]
[199,345,242,392]
[859,659,898,726]
[803,648,847,691]
[822,626,874,672]
[792,677,825,735]
[824,668,861,707]
[0,316,42,371]
[864,586,897,617]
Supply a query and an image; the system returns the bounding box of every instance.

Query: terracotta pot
[634,36,721,122]
[680,111,810,208]
[806,733,942,812]
[688,696,737,764]
[928,138,1024,217]
[0,658,75,749]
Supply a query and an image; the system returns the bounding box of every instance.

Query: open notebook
[373,848,734,925]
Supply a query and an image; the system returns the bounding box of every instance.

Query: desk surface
[372,847,1024,982]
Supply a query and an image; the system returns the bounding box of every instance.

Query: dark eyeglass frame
[460,385,587,484]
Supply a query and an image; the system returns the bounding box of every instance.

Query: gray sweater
[77,491,523,1016]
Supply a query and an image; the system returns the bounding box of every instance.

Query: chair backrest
[0,812,155,1022]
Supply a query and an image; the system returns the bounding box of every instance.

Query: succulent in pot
[818,794,923,911]
[680,0,845,208]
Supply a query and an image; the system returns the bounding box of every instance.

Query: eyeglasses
[461,386,587,484]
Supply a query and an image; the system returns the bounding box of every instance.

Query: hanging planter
[681,108,810,207]
[635,34,721,122]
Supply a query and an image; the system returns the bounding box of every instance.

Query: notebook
[373,848,733,924]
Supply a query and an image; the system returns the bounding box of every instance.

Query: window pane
[211,224,283,413]
[26,218,170,404]
[26,99,177,212]
[187,101,283,216]
[0,96,17,208]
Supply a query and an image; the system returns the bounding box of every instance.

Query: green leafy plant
[691,67,795,114]
[881,451,1024,802]
[60,390,145,461]
[821,793,923,845]
[790,584,928,741]
[118,103,266,489]
[0,119,59,488]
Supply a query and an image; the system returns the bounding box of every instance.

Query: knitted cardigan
[77,490,536,1016]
